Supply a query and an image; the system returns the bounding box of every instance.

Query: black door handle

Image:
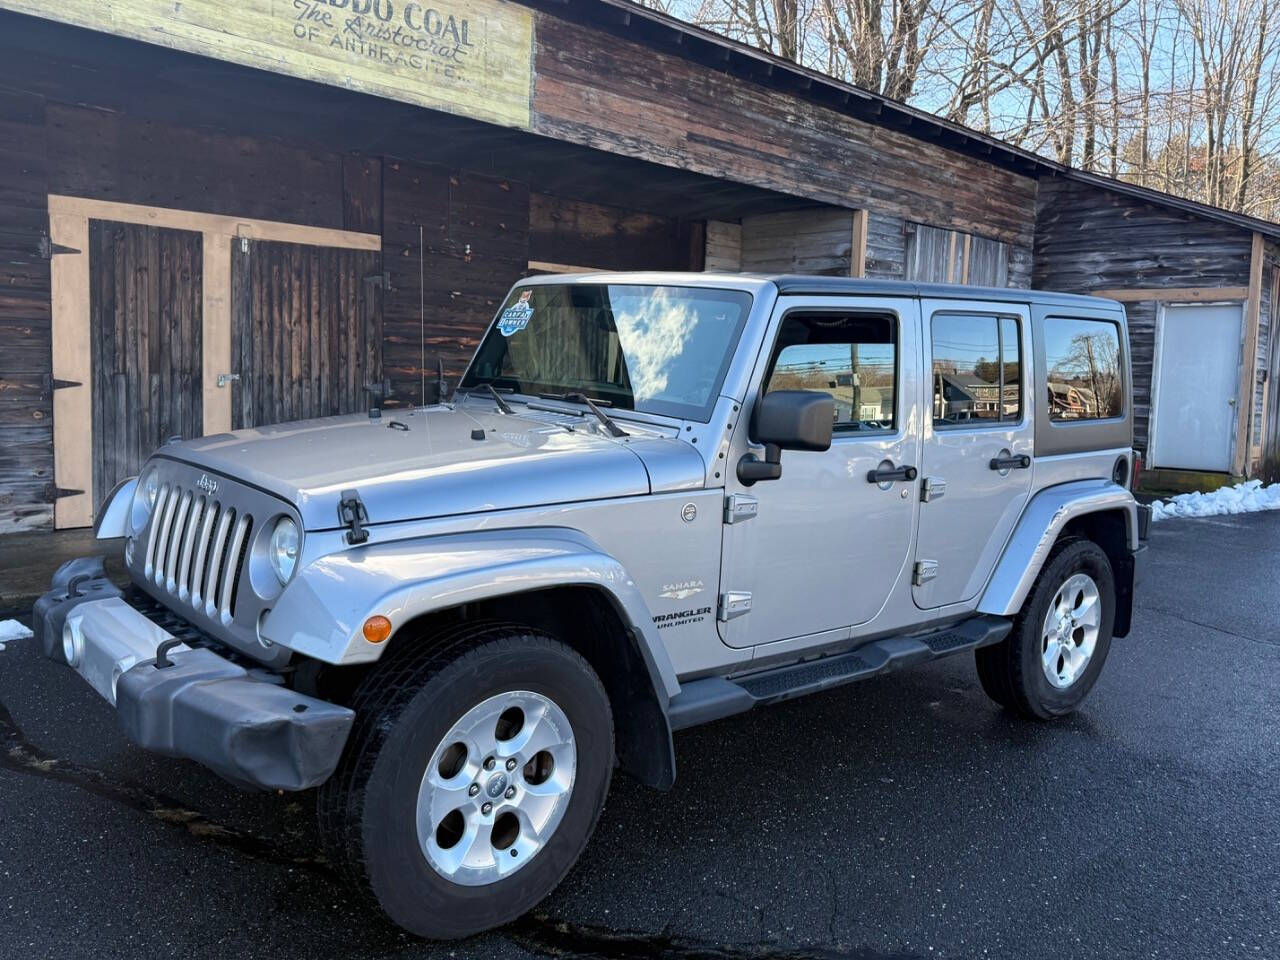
[866,464,918,484]
[989,454,1032,471]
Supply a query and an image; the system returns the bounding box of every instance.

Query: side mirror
[738,390,834,484]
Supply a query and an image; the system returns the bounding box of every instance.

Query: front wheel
[975,538,1116,719]
[318,623,614,939]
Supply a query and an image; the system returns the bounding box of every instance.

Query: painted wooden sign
[3,0,534,130]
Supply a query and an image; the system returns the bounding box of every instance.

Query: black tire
[975,538,1116,720]
[318,621,614,939]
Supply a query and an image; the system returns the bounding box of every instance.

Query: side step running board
[667,615,1012,731]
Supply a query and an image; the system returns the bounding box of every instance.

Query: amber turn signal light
[363,615,392,644]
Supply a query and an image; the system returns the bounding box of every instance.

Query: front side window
[461,284,753,421]
[1044,317,1123,421]
[931,313,1022,426]
[764,313,897,431]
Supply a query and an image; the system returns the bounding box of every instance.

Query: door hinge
[718,591,752,622]
[216,373,241,388]
[921,476,946,502]
[913,560,939,586]
[723,493,759,524]
[52,486,85,500]
[364,271,392,290]
[39,233,81,259]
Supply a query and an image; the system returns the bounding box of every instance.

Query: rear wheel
[975,538,1115,719]
[318,623,614,939]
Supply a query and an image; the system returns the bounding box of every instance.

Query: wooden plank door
[88,220,203,512]
[230,238,383,429]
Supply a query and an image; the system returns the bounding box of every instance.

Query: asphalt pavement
[1,512,1277,959]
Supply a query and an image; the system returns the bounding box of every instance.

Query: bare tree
[664,0,1280,216]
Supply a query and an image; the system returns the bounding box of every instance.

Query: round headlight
[130,468,159,535]
[269,517,300,584]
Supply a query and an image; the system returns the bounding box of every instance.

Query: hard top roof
[518,271,1120,310]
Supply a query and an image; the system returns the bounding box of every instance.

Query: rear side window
[931,313,1022,426]
[1044,317,1123,421]
[765,313,897,431]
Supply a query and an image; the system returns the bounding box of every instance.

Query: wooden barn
[0,0,1276,532]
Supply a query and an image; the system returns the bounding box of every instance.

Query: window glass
[1000,316,1022,420]
[461,284,752,422]
[765,313,896,431]
[931,314,1022,426]
[1044,317,1123,421]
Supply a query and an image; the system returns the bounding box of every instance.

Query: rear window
[1044,317,1123,421]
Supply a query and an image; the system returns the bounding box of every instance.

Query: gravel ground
[0,512,1276,959]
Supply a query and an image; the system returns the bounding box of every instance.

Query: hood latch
[338,489,370,545]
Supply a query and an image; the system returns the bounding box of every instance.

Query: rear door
[913,299,1034,608]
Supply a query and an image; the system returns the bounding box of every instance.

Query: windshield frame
[459,280,756,424]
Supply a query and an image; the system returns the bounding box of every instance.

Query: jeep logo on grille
[196,474,218,495]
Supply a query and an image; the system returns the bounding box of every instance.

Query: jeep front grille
[143,483,254,623]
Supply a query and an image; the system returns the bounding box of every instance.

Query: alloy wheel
[416,690,577,886]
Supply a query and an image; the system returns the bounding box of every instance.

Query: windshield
[460,283,754,421]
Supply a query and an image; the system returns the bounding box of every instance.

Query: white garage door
[1151,303,1241,472]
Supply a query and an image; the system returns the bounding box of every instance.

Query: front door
[1151,303,1241,472]
[718,297,921,648]
[913,300,1034,608]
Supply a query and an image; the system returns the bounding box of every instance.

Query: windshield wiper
[540,392,629,438]
[467,382,515,415]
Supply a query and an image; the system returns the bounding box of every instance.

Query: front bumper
[33,559,354,791]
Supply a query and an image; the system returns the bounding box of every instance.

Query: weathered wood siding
[89,221,203,510]
[864,212,906,280]
[0,89,50,532]
[230,239,382,429]
[47,105,349,229]
[1035,180,1252,291]
[529,194,696,270]
[1260,242,1280,466]
[1035,178,1255,454]
[739,209,855,275]
[705,220,743,272]
[382,159,530,405]
[531,14,1037,249]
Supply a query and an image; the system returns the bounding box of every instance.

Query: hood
[158,404,706,530]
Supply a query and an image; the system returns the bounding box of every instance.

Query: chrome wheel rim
[1040,572,1101,689]
[417,690,576,887]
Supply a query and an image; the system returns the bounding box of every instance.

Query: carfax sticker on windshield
[497,290,534,337]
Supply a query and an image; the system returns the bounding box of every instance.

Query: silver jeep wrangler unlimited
[36,273,1150,938]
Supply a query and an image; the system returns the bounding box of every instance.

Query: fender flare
[94,476,138,540]
[265,527,681,786]
[978,479,1139,617]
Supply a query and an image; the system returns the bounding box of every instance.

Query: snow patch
[0,619,34,643]
[1150,479,1280,522]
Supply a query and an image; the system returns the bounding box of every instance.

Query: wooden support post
[1235,232,1265,476]
[203,233,233,436]
[50,213,92,529]
[850,209,868,278]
